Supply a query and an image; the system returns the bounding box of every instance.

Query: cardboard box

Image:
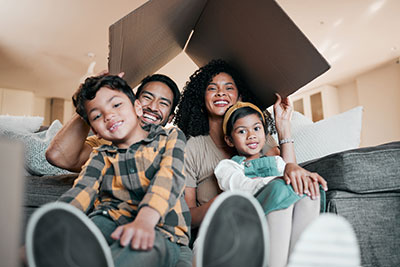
[109,0,330,109]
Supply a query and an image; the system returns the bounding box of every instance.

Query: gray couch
[300,141,400,267]
[22,141,400,266]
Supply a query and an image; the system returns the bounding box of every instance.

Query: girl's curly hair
[174,59,262,138]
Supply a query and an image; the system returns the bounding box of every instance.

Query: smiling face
[204,72,240,118]
[137,81,174,126]
[225,113,266,161]
[85,87,147,148]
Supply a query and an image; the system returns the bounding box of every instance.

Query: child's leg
[91,214,181,267]
[195,191,269,267]
[25,202,114,267]
[110,230,180,267]
[266,205,294,267]
[287,214,360,267]
[90,213,119,244]
[289,197,320,254]
[175,245,193,267]
[91,214,192,267]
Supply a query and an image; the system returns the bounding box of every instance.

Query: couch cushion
[300,141,400,193]
[21,174,77,244]
[325,190,400,267]
[24,174,77,206]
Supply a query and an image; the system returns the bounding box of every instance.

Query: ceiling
[1,0,399,100]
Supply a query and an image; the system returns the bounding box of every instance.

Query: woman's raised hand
[273,93,293,123]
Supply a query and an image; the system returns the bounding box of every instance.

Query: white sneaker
[26,202,114,267]
[196,191,269,267]
[288,213,361,267]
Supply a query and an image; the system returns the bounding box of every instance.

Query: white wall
[290,85,340,120]
[355,61,400,146]
[63,100,74,123]
[33,97,51,125]
[295,58,400,147]
[0,88,34,116]
[337,81,359,112]
[0,88,72,126]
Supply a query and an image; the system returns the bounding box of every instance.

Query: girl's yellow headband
[222,101,265,135]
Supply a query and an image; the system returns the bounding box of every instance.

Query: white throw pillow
[0,115,44,133]
[291,106,363,163]
[0,120,72,176]
[290,111,313,134]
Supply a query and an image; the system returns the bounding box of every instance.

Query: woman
[175,60,327,266]
[175,59,325,232]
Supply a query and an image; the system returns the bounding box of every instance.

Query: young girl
[214,101,327,267]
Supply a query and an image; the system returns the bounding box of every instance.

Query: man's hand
[110,206,160,250]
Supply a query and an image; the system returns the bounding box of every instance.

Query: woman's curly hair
[174,59,262,138]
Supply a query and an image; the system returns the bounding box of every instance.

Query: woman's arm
[184,187,217,229]
[273,93,297,163]
[45,113,93,172]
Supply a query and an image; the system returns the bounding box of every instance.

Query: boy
[46,73,181,172]
[26,75,190,267]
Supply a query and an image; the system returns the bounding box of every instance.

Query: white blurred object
[79,61,96,83]
[79,52,96,83]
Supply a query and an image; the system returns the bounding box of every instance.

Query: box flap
[108,0,207,86]
[109,0,329,109]
[185,0,330,109]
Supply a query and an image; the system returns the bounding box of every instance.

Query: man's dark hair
[72,75,135,124]
[136,74,180,115]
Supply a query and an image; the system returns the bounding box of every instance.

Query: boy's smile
[86,86,148,148]
[226,113,266,161]
[108,121,123,132]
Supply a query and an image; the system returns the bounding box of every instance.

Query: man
[46,73,180,173]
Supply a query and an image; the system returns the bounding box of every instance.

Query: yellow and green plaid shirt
[59,125,190,245]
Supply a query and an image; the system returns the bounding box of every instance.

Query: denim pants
[90,214,180,267]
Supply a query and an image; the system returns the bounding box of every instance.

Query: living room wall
[0,88,73,126]
[289,58,399,148]
[335,59,400,147]
[354,59,400,147]
[2,55,399,147]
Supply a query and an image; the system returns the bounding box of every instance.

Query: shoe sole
[288,213,361,267]
[26,202,114,267]
[196,191,269,267]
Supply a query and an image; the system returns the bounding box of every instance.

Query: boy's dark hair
[72,75,135,124]
[225,106,268,137]
[136,74,180,116]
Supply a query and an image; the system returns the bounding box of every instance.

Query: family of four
[24,59,356,267]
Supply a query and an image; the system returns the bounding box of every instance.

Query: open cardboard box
[108,0,330,109]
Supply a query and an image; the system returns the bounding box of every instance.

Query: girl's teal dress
[231,155,325,215]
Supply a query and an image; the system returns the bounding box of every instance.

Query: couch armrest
[300,141,400,193]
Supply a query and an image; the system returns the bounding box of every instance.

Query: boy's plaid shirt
[59,125,190,245]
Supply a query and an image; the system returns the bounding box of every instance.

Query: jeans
[90,214,180,267]
[176,245,193,267]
